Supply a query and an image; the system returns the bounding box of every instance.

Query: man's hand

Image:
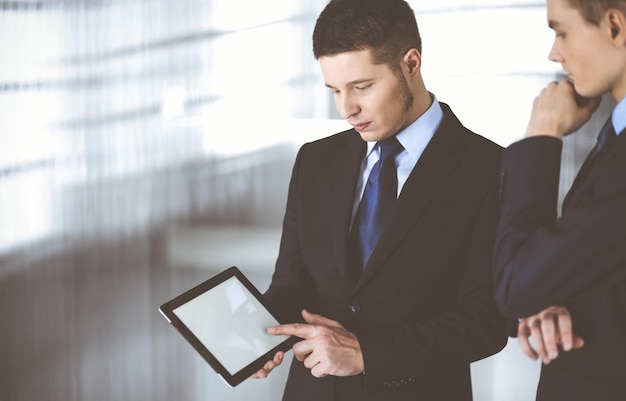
[268,309,364,378]
[250,351,285,379]
[518,306,584,364]
[525,80,601,139]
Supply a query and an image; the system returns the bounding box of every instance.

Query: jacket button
[348,303,361,313]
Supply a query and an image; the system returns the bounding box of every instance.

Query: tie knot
[377,136,403,161]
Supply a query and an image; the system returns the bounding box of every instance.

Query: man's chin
[357,133,379,142]
[356,131,394,143]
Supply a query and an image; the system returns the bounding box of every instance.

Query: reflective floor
[1,223,541,401]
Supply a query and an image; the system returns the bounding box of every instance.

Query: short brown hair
[312,0,422,67]
[566,0,626,25]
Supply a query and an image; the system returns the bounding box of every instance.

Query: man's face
[319,49,414,142]
[547,0,623,98]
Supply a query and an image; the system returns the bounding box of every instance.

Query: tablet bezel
[159,266,296,387]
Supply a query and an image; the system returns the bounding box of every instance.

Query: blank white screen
[173,276,288,375]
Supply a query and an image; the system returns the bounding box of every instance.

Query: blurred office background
[0,1,615,400]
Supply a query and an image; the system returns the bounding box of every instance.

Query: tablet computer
[159,266,296,387]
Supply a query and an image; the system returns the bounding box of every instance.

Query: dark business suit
[493,129,626,400]
[264,103,508,401]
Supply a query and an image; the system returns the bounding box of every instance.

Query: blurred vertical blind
[0,0,604,262]
[1,2,612,401]
[0,0,329,260]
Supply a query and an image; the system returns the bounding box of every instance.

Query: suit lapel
[331,131,367,288]
[354,105,464,290]
[563,127,626,211]
[562,144,599,210]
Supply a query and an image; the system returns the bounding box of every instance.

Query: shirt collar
[365,94,443,157]
[612,95,626,136]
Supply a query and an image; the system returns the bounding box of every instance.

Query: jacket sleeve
[493,136,626,318]
[263,145,315,325]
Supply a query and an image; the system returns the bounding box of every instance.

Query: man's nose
[337,93,360,119]
[548,40,562,64]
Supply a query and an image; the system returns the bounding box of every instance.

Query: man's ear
[403,48,422,75]
[606,9,626,43]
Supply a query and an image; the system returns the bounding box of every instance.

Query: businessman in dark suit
[493,0,626,400]
[252,0,509,399]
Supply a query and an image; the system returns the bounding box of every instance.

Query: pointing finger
[269,322,315,338]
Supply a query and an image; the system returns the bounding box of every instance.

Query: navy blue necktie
[349,136,404,279]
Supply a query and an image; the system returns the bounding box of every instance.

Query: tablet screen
[159,266,296,387]
[172,276,288,375]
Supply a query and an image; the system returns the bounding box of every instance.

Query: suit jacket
[493,131,626,400]
[265,103,508,401]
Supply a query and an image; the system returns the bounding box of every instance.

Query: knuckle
[315,325,329,334]
[318,334,332,345]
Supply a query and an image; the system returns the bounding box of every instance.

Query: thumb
[572,335,585,350]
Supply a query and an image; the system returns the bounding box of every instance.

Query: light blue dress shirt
[611,95,626,135]
[350,95,443,223]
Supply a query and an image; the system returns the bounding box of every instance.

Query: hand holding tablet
[159,266,297,387]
